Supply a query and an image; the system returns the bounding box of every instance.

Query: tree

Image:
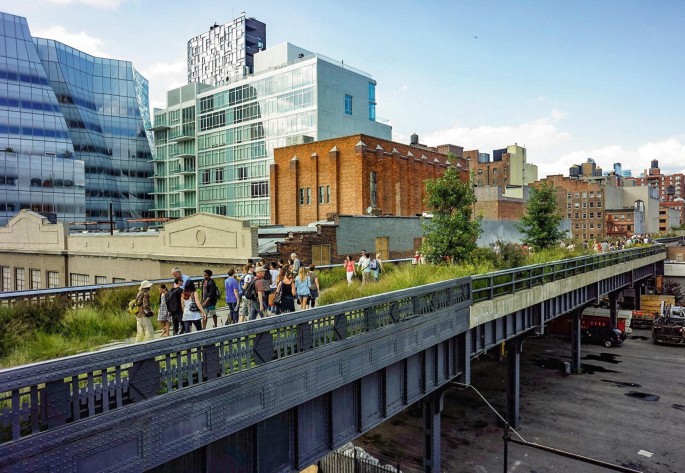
[660,279,684,305]
[517,181,567,250]
[421,167,482,264]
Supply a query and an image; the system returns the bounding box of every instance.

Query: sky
[2,0,684,179]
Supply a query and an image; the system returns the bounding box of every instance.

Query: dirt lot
[356,333,685,473]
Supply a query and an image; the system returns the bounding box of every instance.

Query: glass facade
[153,45,391,225]
[0,12,153,227]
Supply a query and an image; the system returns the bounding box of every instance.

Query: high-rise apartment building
[153,43,391,225]
[0,12,154,227]
[187,13,266,86]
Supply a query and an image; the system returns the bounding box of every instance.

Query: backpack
[244,278,257,301]
[166,287,182,313]
[213,283,221,301]
[127,298,139,315]
[369,259,378,270]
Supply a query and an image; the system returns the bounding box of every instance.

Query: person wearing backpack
[201,269,220,329]
[134,280,155,342]
[167,279,184,335]
[238,265,254,323]
[307,264,320,308]
[369,252,383,283]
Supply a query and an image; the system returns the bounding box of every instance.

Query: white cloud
[31,25,110,57]
[138,59,187,110]
[424,111,571,155]
[45,0,123,9]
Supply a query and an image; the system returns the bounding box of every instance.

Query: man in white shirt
[357,250,371,285]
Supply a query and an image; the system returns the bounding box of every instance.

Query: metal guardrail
[0,277,470,445]
[471,245,664,303]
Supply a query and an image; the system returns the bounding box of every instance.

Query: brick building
[270,134,467,226]
[473,186,527,221]
[629,159,685,202]
[464,144,537,188]
[535,175,607,242]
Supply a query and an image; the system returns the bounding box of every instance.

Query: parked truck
[652,306,685,345]
[632,295,676,329]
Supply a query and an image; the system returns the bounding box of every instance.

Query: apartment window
[95,276,107,285]
[238,166,248,180]
[202,169,211,185]
[299,187,311,205]
[311,244,331,266]
[582,202,587,208]
[574,192,580,198]
[215,205,227,215]
[30,269,41,290]
[318,185,331,204]
[113,278,125,283]
[582,192,587,198]
[589,201,594,208]
[589,192,595,198]
[2,266,10,291]
[567,212,572,219]
[589,223,595,229]
[70,273,89,286]
[344,94,353,115]
[215,168,224,183]
[582,224,587,229]
[567,193,572,199]
[575,213,579,218]
[596,201,602,208]
[15,268,25,291]
[597,223,603,229]
[582,213,587,219]
[47,271,59,288]
[574,203,580,208]
[251,181,268,198]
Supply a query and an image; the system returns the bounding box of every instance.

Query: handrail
[0,276,470,444]
[471,245,664,302]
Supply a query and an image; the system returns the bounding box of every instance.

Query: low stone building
[0,210,257,290]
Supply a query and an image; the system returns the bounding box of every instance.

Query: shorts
[205,305,217,317]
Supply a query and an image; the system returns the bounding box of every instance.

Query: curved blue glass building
[0,12,153,227]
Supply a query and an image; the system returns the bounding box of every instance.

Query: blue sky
[3,0,684,178]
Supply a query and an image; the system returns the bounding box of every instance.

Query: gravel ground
[355,332,685,473]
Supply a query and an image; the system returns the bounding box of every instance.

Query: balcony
[169,125,195,142]
[179,166,196,175]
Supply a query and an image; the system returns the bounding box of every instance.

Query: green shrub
[93,286,139,314]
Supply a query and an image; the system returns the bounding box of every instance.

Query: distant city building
[187,13,266,86]
[0,12,154,227]
[569,158,603,178]
[625,159,685,202]
[152,43,392,225]
[464,144,538,188]
[270,134,464,226]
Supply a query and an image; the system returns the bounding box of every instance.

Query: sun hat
[139,280,153,290]
[255,266,268,273]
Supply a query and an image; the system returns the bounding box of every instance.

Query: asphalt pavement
[356,331,685,473]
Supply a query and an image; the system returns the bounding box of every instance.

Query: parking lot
[357,332,685,472]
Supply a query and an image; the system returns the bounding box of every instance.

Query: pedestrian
[291,252,301,274]
[238,264,254,323]
[295,266,311,310]
[357,250,371,285]
[157,283,171,337]
[171,267,190,286]
[268,261,280,313]
[181,280,205,333]
[251,266,270,320]
[201,269,220,328]
[345,255,355,286]
[412,251,421,266]
[370,252,384,282]
[167,278,184,335]
[224,268,240,324]
[307,264,320,308]
[276,264,296,313]
[135,280,154,342]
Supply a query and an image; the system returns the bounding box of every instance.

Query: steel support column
[506,337,523,430]
[571,309,582,374]
[634,284,642,312]
[423,391,444,473]
[609,291,619,329]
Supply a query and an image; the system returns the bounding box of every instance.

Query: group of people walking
[133,250,387,343]
[344,250,384,286]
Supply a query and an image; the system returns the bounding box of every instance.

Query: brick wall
[272,134,467,226]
